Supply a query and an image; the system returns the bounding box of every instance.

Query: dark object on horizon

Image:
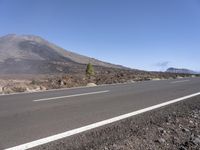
[166,67,198,74]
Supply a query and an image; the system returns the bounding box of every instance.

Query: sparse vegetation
[31,79,37,85]
[86,63,95,78]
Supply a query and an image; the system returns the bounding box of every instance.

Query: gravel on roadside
[33,96,200,150]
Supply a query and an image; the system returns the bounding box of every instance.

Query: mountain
[166,67,198,74]
[0,34,125,74]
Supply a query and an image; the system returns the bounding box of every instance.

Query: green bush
[86,63,95,77]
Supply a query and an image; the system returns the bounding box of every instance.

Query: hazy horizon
[0,0,200,71]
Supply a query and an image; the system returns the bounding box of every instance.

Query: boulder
[0,86,3,94]
[86,83,97,87]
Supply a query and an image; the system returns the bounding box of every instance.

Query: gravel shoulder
[33,96,200,150]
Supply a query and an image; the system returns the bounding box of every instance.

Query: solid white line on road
[6,92,200,150]
[171,80,190,84]
[33,90,110,102]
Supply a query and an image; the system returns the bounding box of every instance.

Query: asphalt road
[0,77,200,149]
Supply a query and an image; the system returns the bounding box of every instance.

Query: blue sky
[0,0,200,71]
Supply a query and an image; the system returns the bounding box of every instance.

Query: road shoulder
[32,96,200,150]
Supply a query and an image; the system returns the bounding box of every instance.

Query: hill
[166,67,198,75]
[0,34,124,74]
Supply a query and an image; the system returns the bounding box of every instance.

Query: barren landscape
[0,34,198,95]
[0,69,196,94]
[0,34,199,150]
[1,1,200,150]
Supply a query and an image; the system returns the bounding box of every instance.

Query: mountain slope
[0,34,124,74]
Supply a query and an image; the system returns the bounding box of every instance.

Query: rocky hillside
[0,34,124,74]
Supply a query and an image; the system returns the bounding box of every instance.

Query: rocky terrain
[38,68,195,90]
[33,96,200,150]
[0,79,47,94]
[0,67,197,94]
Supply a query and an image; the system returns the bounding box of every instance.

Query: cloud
[155,61,170,67]
[155,61,170,71]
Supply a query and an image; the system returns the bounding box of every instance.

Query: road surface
[0,77,200,149]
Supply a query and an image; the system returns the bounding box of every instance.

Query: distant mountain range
[0,34,125,74]
[166,67,199,75]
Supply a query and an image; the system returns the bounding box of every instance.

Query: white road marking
[6,92,200,150]
[33,90,110,102]
[171,80,190,84]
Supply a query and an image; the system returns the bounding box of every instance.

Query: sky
[0,0,200,71]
